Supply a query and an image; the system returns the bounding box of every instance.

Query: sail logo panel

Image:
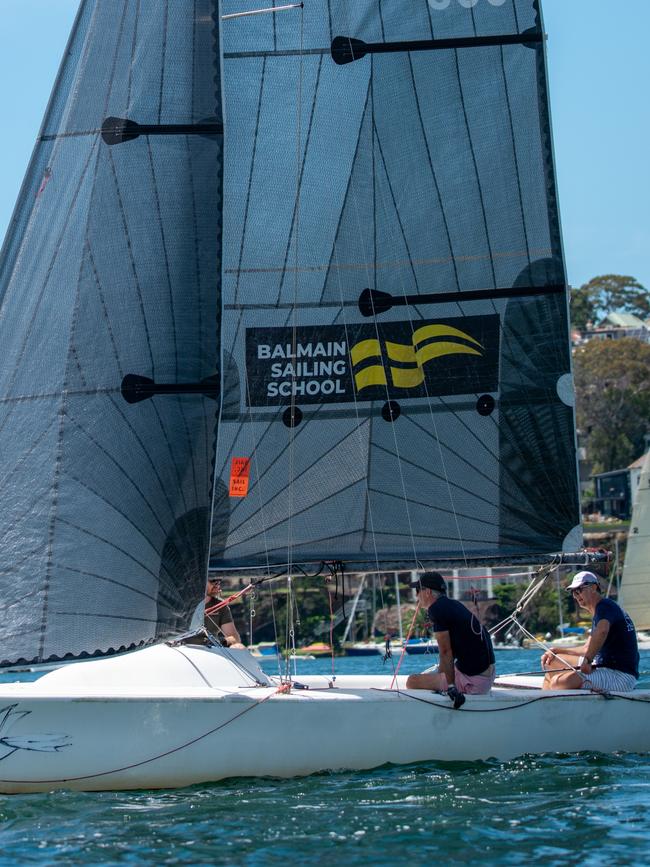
[245,316,499,406]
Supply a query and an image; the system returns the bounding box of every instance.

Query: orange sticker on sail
[229,457,251,497]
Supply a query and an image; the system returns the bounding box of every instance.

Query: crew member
[204,577,245,649]
[542,571,638,691]
[405,572,495,696]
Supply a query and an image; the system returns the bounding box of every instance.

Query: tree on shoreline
[574,337,650,473]
[570,274,648,330]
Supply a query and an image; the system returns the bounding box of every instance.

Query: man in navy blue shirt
[405,572,495,697]
[542,571,639,691]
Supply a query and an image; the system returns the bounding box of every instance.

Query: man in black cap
[541,571,638,691]
[405,572,495,696]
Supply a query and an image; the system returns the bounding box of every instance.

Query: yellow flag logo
[350,324,484,392]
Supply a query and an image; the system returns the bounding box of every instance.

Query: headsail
[212,0,580,574]
[620,452,650,630]
[0,1,222,666]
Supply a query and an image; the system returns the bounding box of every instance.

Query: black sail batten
[212,0,581,575]
[330,30,543,65]
[358,284,565,317]
[100,117,224,146]
[0,0,224,667]
[121,374,220,404]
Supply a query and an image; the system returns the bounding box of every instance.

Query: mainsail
[0,1,222,665]
[212,0,581,574]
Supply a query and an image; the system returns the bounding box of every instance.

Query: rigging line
[499,46,531,265]
[390,598,421,690]
[157,1,169,123]
[371,94,482,563]
[453,49,497,290]
[488,566,554,636]
[405,53,460,292]
[371,120,421,299]
[222,3,303,20]
[216,75,325,522]
[355,93,420,567]
[222,258,278,603]
[233,56,267,306]
[370,687,625,712]
[322,49,399,680]
[286,4,306,587]
[275,54,324,307]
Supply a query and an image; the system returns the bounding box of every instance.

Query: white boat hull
[0,644,647,793]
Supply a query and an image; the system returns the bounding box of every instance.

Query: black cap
[411,572,447,594]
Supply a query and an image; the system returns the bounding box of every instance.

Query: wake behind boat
[0,0,647,793]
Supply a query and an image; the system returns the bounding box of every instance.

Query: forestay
[0,1,223,666]
[212,0,581,574]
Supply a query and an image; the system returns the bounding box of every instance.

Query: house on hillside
[590,451,649,519]
[582,312,649,343]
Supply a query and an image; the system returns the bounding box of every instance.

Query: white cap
[565,571,600,591]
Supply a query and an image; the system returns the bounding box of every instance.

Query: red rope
[204,585,252,616]
[390,599,421,690]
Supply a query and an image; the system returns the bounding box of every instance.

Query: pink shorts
[454,664,495,695]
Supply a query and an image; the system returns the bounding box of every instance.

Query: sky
[0,0,648,290]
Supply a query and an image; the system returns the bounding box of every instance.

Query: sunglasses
[572,586,592,597]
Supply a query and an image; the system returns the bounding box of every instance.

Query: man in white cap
[541,571,639,691]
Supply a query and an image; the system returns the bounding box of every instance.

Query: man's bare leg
[542,654,583,690]
[405,672,448,691]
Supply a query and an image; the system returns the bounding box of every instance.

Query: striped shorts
[581,667,637,692]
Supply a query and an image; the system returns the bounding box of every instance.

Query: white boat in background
[0,0,647,794]
[620,451,650,633]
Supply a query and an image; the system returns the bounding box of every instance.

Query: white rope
[222,4,303,21]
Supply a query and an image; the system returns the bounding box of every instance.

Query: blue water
[1,650,649,865]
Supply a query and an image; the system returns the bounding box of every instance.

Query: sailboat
[620,451,650,645]
[0,0,647,794]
